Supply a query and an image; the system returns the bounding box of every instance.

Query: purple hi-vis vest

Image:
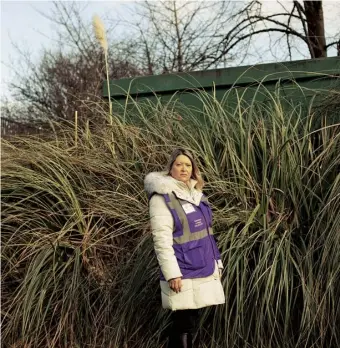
[161,192,221,280]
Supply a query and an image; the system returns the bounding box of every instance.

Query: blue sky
[1,1,340,100]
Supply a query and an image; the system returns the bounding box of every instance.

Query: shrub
[1,87,339,347]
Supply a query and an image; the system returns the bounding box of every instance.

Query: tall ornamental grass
[1,84,340,348]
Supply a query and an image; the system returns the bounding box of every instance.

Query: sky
[1,0,340,100]
[1,1,130,99]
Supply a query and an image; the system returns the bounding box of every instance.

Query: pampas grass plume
[92,14,112,123]
[93,15,108,51]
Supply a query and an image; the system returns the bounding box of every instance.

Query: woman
[144,148,225,348]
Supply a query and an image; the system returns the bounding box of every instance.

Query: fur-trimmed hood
[144,171,203,206]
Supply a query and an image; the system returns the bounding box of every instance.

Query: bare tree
[3,0,338,134]
[121,1,251,74]
[5,1,142,126]
[303,1,326,58]
[8,48,140,122]
[209,0,339,63]
[120,0,339,74]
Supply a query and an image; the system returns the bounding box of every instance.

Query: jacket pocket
[181,243,206,270]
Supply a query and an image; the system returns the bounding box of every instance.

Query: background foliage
[2,0,339,136]
[1,83,339,347]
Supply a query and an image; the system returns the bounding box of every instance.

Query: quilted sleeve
[149,194,183,281]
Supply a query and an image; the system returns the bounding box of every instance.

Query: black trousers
[171,309,200,334]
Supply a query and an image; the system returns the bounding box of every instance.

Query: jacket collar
[144,171,203,206]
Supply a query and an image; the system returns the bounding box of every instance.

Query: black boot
[179,333,192,348]
[167,332,192,348]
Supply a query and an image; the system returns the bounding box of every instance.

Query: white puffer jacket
[145,171,225,310]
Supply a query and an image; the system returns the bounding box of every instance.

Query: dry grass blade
[1,79,340,347]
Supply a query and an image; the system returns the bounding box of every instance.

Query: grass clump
[1,85,340,348]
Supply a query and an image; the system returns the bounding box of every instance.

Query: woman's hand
[168,277,182,293]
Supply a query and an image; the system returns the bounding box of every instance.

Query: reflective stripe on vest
[163,192,214,245]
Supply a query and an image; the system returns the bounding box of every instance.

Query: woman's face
[170,155,193,184]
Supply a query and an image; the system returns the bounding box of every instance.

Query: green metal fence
[103,57,340,121]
